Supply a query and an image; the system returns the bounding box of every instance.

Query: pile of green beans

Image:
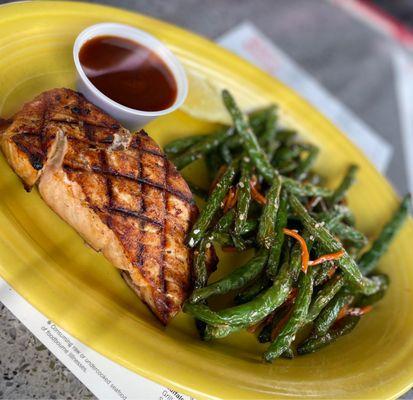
[164,89,411,362]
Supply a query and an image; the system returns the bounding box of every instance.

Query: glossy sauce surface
[79,35,177,111]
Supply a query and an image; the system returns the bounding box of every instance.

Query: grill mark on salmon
[0,88,216,324]
[62,163,193,203]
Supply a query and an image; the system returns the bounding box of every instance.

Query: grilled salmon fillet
[0,88,213,324]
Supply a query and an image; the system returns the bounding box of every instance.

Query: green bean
[186,180,208,201]
[173,127,235,170]
[276,129,296,145]
[193,239,209,290]
[320,203,356,226]
[222,90,275,183]
[164,135,203,156]
[203,270,289,340]
[205,150,224,180]
[231,233,247,251]
[189,250,268,303]
[289,194,378,295]
[258,305,291,343]
[257,172,282,249]
[222,92,332,199]
[307,276,345,322]
[329,164,358,205]
[313,263,336,286]
[332,222,368,248]
[309,212,350,286]
[293,145,319,181]
[192,239,211,339]
[188,162,237,248]
[207,294,300,341]
[278,161,299,174]
[343,211,356,227]
[215,258,292,326]
[298,316,360,355]
[249,107,274,136]
[214,211,256,238]
[241,219,258,235]
[267,190,288,278]
[183,302,230,325]
[283,348,295,359]
[273,145,301,163]
[264,274,344,354]
[184,259,292,326]
[315,208,346,230]
[209,232,233,246]
[313,290,354,336]
[234,275,270,304]
[358,194,411,275]
[204,324,242,340]
[204,304,290,341]
[233,237,254,250]
[163,93,405,359]
[263,269,315,362]
[259,106,278,143]
[283,178,333,198]
[223,134,242,151]
[259,106,279,158]
[311,211,348,265]
[215,210,235,232]
[209,231,254,250]
[234,161,252,236]
[265,137,280,162]
[356,274,389,307]
[220,143,232,164]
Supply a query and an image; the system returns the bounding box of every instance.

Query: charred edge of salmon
[120,270,171,325]
[0,118,12,133]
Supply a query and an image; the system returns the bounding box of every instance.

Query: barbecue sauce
[79,35,177,111]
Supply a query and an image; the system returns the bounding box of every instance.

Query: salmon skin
[0,88,215,324]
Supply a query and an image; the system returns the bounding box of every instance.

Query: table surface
[0,0,411,399]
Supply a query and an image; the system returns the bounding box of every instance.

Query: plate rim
[0,2,412,399]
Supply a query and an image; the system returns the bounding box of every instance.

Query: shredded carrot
[222,186,238,213]
[249,177,267,205]
[336,304,350,321]
[250,175,261,189]
[308,249,345,266]
[221,246,237,253]
[209,165,227,194]
[281,229,344,273]
[283,228,310,273]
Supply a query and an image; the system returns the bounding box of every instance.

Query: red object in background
[332,0,413,49]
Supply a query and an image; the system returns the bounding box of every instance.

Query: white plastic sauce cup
[73,23,188,131]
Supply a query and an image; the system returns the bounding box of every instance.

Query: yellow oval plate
[0,2,412,399]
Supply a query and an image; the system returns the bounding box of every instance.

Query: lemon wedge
[180,71,232,124]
